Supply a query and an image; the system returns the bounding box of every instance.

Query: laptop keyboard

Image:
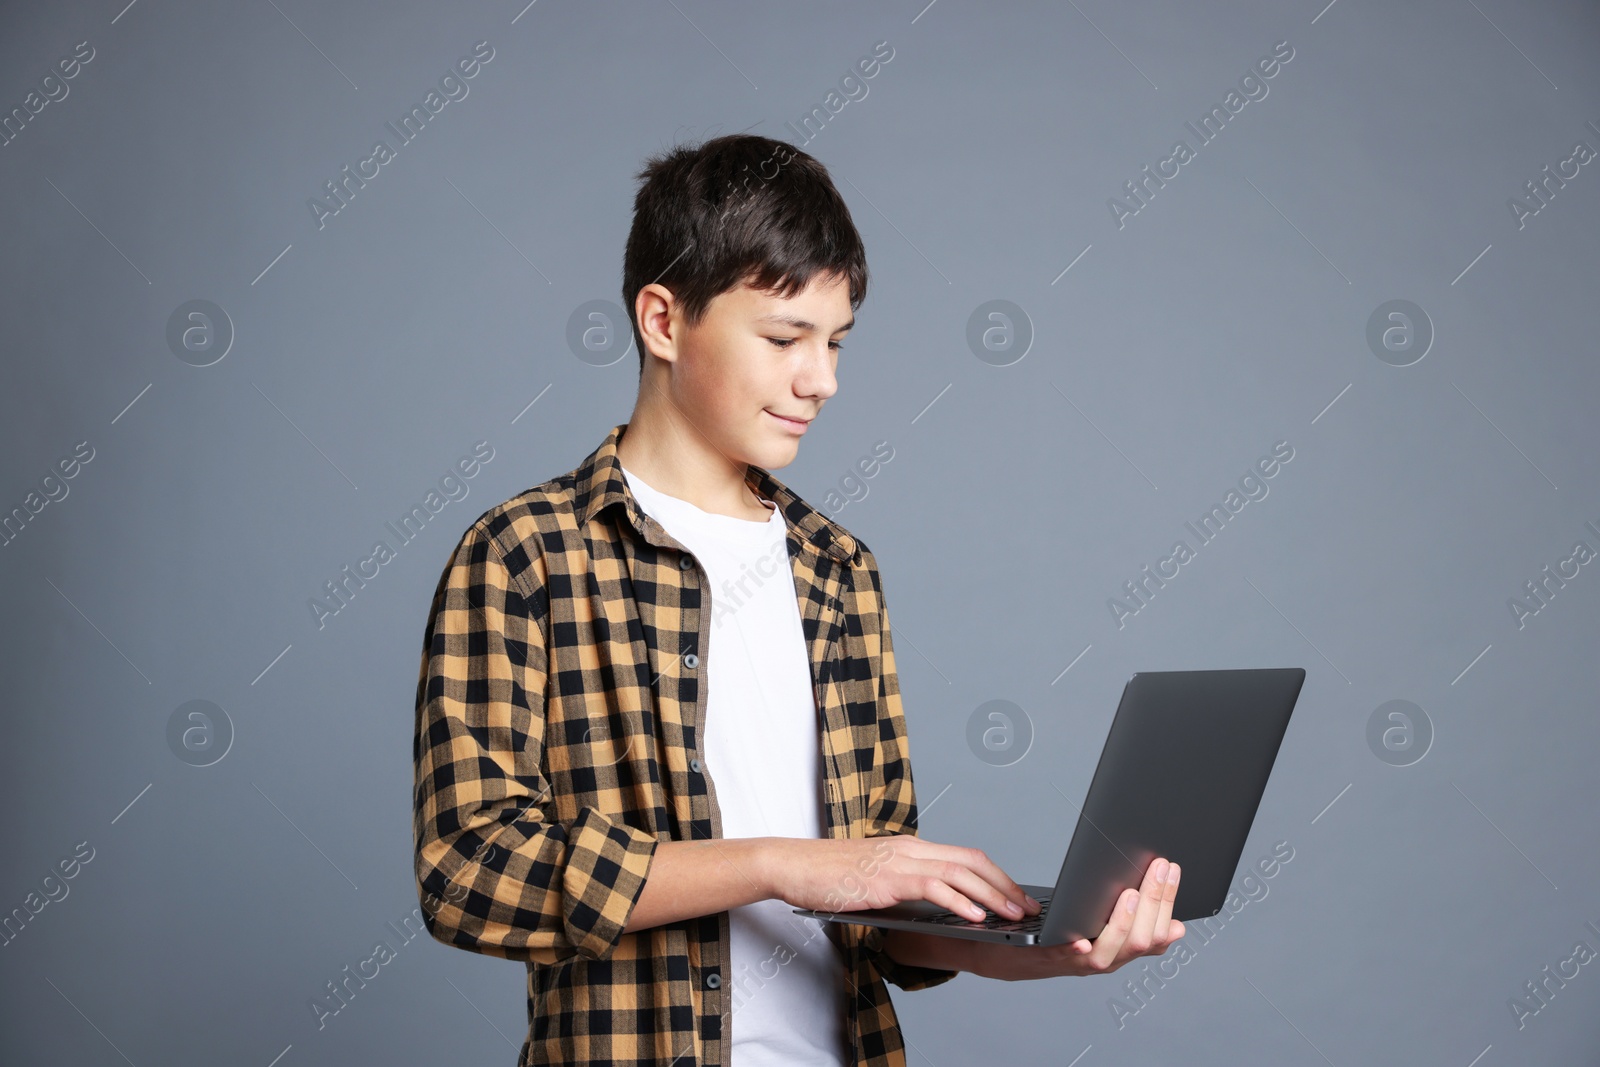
[921,895,1050,932]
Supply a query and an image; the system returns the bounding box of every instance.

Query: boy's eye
[767,338,844,351]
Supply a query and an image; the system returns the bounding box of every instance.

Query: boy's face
[647,270,852,471]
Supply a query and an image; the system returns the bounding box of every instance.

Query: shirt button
[689,758,702,773]
[679,555,694,570]
[683,653,699,669]
[704,972,721,989]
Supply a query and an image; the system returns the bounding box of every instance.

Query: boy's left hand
[966,856,1185,981]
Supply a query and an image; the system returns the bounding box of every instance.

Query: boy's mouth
[766,410,811,432]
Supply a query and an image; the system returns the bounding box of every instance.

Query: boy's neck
[615,404,773,522]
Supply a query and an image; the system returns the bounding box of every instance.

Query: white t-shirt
[620,462,849,1067]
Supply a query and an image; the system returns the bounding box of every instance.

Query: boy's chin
[748,436,801,469]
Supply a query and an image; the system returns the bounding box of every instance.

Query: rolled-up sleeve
[412,518,657,965]
[855,546,960,991]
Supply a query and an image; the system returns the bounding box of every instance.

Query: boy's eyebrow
[756,313,854,333]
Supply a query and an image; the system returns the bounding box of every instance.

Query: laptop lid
[1037,667,1305,944]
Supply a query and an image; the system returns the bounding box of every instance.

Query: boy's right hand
[762,833,1040,922]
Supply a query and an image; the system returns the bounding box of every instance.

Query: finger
[909,864,988,921]
[902,844,1029,917]
[1043,937,1095,965]
[934,858,1032,919]
[935,844,1037,916]
[1087,887,1138,969]
[1151,861,1180,946]
[908,856,1032,922]
[1123,858,1170,955]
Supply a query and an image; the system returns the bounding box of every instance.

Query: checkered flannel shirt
[413,421,957,1066]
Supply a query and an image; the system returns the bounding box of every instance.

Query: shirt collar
[573,422,859,566]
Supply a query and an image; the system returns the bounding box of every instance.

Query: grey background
[3,0,1598,1064]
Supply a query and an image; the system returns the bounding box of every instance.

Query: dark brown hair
[622,133,868,376]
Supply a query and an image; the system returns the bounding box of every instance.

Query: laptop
[792,667,1306,946]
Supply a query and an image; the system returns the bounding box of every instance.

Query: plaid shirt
[413,421,957,1067]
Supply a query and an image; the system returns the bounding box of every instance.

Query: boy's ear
[634,284,678,365]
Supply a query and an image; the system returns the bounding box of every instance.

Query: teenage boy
[413,133,1183,1067]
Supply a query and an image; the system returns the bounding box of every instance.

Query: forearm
[882,928,980,977]
[623,836,777,933]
